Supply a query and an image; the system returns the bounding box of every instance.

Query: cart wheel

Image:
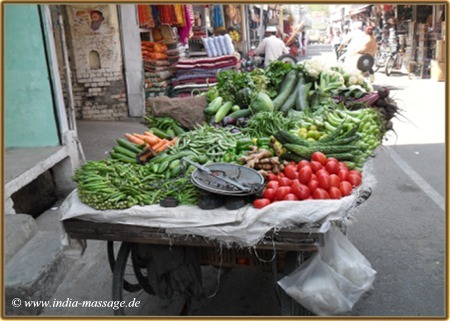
[131,244,155,295]
[112,242,153,316]
[279,251,315,316]
[107,241,141,292]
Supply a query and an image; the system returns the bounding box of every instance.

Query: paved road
[42,47,446,317]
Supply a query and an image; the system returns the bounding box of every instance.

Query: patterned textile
[176,55,238,69]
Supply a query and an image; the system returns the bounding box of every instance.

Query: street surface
[42,44,446,317]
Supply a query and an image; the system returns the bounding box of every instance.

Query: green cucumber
[110,152,137,164]
[169,159,181,170]
[204,97,224,114]
[150,127,172,139]
[280,86,299,115]
[228,108,251,119]
[214,101,233,123]
[117,138,143,154]
[157,161,170,174]
[113,146,138,159]
[272,70,298,111]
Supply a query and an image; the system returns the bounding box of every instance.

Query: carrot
[125,133,145,145]
[168,137,177,147]
[132,133,159,147]
[144,131,160,140]
[152,139,169,152]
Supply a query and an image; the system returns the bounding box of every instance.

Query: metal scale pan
[190,163,264,196]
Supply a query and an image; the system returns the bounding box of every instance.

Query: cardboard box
[435,40,446,61]
[431,59,446,81]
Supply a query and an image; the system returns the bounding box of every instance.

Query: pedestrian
[356,26,378,57]
[252,26,288,67]
[332,29,342,60]
[297,6,312,56]
[338,22,365,65]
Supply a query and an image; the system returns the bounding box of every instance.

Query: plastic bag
[278,226,376,316]
[320,226,376,292]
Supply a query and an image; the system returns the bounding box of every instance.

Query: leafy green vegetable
[264,60,294,98]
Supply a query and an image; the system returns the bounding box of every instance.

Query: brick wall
[62,5,130,120]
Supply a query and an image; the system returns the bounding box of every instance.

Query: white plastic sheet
[60,161,375,247]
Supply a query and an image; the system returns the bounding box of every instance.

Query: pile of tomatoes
[253,152,362,209]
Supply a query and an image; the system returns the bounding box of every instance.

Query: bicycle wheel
[373,52,381,72]
[278,54,298,65]
[385,56,395,76]
[107,241,141,292]
[279,251,315,316]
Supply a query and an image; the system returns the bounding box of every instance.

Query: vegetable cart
[66,58,395,316]
[61,184,371,316]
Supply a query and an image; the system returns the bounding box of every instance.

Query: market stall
[61,58,399,316]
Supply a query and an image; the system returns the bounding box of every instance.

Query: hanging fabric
[138,5,155,28]
[214,4,225,31]
[178,5,193,45]
[174,5,187,27]
[152,5,160,26]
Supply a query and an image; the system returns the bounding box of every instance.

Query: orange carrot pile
[125,132,177,154]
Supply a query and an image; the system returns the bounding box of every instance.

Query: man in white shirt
[253,26,288,67]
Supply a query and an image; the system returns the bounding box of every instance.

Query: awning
[349,4,371,15]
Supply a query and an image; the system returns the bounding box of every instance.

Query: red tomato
[316,168,328,176]
[311,151,327,165]
[313,188,330,199]
[267,173,278,181]
[263,188,276,201]
[339,181,353,196]
[278,172,285,178]
[311,173,318,181]
[317,173,331,190]
[283,193,299,201]
[329,186,342,199]
[338,162,348,170]
[349,170,362,178]
[325,160,340,175]
[327,157,338,163]
[291,181,311,200]
[284,164,298,180]
[275,186,292,200]
[298,166,313,184]
[266,180,279,190]
[297,160,310,170]
[310,161,323,173]
[253,198,271,208]
[329,174,340,188]
[338,169,349,182]
[278,177,293,187]
[348,173,362,186]
[308,179,320,193]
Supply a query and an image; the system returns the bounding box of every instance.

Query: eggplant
[377,86,390,99]
[222,116,237,126]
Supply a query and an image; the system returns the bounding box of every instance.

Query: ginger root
[238,147,272,169]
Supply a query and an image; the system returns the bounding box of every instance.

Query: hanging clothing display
[138,5,155,28]
[178,5,193,45]
[213,5,225,30]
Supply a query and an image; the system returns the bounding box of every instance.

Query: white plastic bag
[321,226,377,292]
[278,226,376,316]
[278,254,361,315]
